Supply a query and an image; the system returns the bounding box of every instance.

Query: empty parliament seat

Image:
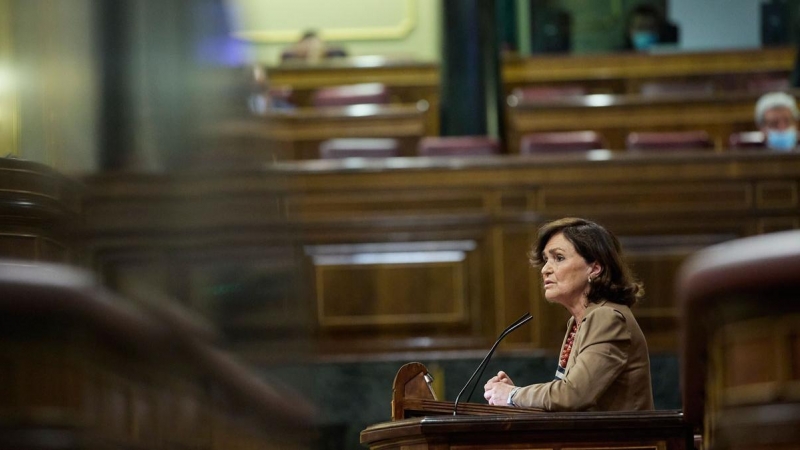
[319,138,400,159]
[746,77,790,93]
[728,131,765,149]
[417,136,499,157]
[519,131,606,154]
[509,85,587,102]
[640,81,715,97]
[312,83,390,107]
[626,131,713,152]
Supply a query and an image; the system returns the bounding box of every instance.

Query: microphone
[453,312,532,415]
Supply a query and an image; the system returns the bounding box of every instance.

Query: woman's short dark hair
[530,217,644,306]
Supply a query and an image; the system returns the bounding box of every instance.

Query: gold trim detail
[233,0,418,43]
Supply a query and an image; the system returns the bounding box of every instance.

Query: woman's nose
[541,262,551,274]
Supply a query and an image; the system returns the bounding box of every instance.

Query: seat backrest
[312,83,390,107]
[728,131,766,149]
[746,77,790,93]
[509,85,587,103]
[417,136,499,157]
[324,47,347,58]
[640,81,714,97]
[626,131,714,151]
[280,50,303,62]
[519,131,606,154]
[319,138,399,159]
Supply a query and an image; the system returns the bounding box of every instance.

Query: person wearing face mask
[755,92,799,152]
[623,5,679,52]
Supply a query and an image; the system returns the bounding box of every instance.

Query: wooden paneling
[308,243,475,324]
[83,152,800,360]
[502,47,795,95]
[286,190,485,220]
[755,180,798,209]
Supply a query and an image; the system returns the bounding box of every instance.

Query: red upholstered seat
[319,138,399,159]
[510,85,587,102]
[728,131,766,149]
[640,81,714,97]
[417,136,500,157]
[312,83,390,107]
[746,77,790,93]
[626,131,713,152]
[519,131,606,154]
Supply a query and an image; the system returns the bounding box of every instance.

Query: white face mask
[765,127,798,152]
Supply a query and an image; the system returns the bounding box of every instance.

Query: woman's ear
[589,262,603,279]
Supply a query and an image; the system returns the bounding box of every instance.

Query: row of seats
[518,130,766,152]
[521,130,717,153]
[319,136,499,159]
[269,82,390,108]
[318,131,767,159]
[273,77,791,110]
[510,78,789,102]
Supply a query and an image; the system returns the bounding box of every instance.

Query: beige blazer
[513,300,655,411]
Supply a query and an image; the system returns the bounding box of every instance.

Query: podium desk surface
[362,410,690,449]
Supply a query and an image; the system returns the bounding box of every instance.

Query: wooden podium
[362,362,692,449]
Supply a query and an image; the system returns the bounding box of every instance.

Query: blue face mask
[631,31,658,50]
[766,128,797,152]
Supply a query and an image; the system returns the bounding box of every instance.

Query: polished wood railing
[0,157,83,262]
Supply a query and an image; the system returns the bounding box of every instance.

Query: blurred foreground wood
[0,260,314,449]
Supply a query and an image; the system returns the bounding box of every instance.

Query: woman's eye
[556,255,565,262]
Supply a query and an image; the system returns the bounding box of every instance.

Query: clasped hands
[483,370,516,406]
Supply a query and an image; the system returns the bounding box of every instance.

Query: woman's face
[540,232,596,306]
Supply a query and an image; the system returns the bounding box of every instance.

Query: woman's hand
[483,371,516,406]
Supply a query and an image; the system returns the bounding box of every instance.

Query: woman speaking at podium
[484,218,654,411]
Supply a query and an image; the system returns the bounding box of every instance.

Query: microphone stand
[453,312,532,415]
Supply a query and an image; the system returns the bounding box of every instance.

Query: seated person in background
[281,30,346,63]
[484,218,654,411]
[756,91,799,152]
[623,4,679,51]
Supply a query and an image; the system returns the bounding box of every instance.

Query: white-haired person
[755,91,799,152]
